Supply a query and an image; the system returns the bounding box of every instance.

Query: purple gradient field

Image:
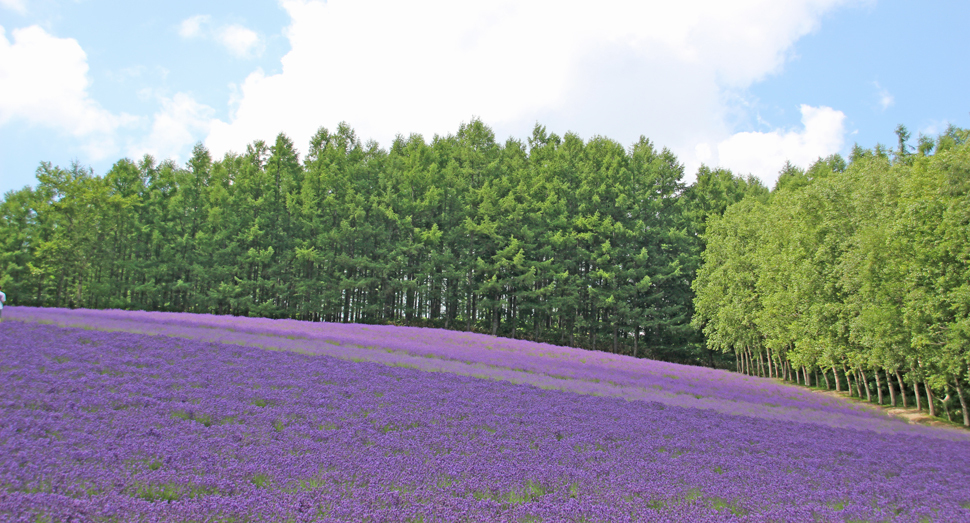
[3,309,970,521]
[6,307,933,433]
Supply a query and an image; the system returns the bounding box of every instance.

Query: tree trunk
[859,368,871,402]
[873,369,883,405]
[895,369,907,408]
[76,274,84,308]
[953,378,969,427]
[842,364,853,396]
[833,365,841,392]
[913,380,922,411]
[854,369,864,399]
[633,328,639,359]
[943,390,952,421]
[885,369,896,407]
[823,368,831,390]
[757,351,765,377]
[612,323,618,354]
[924,380,935,417]
[734,351,739,373]
[491,305,499,336]
[804,366,811,387]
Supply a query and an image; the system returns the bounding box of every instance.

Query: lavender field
[4,307,921,432]
[3,310,970,522]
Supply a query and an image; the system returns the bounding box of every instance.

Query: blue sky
[1,0,968,196]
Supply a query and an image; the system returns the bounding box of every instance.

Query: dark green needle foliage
[0,120,736,365]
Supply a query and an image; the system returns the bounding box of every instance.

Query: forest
[2,119,969,424]
[693,124,970,424]
[0,120,764,365]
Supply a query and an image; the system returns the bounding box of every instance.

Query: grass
[710,497,747,516]
[132,482,218,502]
[251,473,271,488]
[170,410,214,427]
[471,480,548,507]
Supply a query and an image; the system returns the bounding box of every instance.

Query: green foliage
[250,473,271,488]
[692,124,970,424]
[0,120,711,364]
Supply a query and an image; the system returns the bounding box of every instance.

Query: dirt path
[808,387,967,430]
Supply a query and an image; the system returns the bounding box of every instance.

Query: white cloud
[178,15,262,58]
[0,25,134,159]
[919,120,947,138]
[105,64,146,83]
[206,0,855,173]
[0,0,26,15]
[712,104,847,185]
[128,93,216,163]
[178,15,210,39]
[216,24,263,58]
[694,143,713,165]
[874,81,894,111]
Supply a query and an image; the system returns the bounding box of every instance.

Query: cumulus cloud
[178,15,263,58]
[919,120,948,138]
[216,25,263,58]
[128,93,216,163]
[178,15,210,39]
[0,0,26,14]
[713,105,847,185]
[874,81,894,111]
[0,25,133,159]
[206,0,854,170]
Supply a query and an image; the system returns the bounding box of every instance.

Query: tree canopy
[692,124,970,424]
[0,120,739,365]
[8,118,967,425]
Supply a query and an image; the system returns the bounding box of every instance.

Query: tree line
[1,120,755,364]
[693,124,970,425]
[11,116,966,424]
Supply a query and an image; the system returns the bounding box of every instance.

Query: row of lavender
[6,307,885,425]
[3,320,970,521]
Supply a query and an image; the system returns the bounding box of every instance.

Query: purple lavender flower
[2,311,969,522]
